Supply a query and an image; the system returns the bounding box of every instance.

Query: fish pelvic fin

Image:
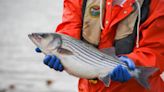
[135,66,158,89]
[98,73,111,87]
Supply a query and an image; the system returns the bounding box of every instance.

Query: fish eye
[40,34,48,38]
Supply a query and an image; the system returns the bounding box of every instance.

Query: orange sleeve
[126,17,164,72]
[55,0,83,39]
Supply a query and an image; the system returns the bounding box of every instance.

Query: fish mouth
[28,33,42,45]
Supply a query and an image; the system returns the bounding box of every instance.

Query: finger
[126,59,135,70]
[58,64,64,72]
[48,56,57,68]
[53,58,60,70]
[44,55,51,65]
[113,67,119,81]
[121,67,127,82]
[117,65,123,82]
[35,48,42,53]
[119,56,135,70]
[111,67,117,81]
[123,68,131,81]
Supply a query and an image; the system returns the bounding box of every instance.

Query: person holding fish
[35,0,164,92]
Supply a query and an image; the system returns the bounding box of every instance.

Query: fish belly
[60,56,100,79]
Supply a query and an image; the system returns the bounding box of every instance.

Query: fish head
[28,33,62,54]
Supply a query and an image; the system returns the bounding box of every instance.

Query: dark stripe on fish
[62,39,120,67]
[64,42,112,68]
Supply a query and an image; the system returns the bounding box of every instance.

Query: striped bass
[28,33,158,89]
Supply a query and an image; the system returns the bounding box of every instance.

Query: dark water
[0,0,78,92]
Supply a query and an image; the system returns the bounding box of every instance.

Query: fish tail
[135,66,158,89]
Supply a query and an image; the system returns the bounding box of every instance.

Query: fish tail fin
[98,73,111,87]
[135,66,158,89]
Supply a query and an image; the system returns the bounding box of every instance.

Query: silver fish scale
[60,34,128,69]
[62,41,113,69]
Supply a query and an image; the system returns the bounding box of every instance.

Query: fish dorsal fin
[100,47,119,60]
[100,47,116,55]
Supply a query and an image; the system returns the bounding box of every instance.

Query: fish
[28,32,158,89]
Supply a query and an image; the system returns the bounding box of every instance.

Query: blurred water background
[0,0,164,92]
[0,0,78,92]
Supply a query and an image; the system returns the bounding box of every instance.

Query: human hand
[111,56,135,82]
[35,48,64,72]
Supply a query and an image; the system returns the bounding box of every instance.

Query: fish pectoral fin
[57,48,73,55]
[98,73,111,87]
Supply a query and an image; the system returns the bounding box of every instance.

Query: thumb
[35,47,42,53]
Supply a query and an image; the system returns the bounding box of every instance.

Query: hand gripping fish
[28,33,158,89]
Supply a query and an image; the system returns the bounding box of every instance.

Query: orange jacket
[56,0,164,92]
